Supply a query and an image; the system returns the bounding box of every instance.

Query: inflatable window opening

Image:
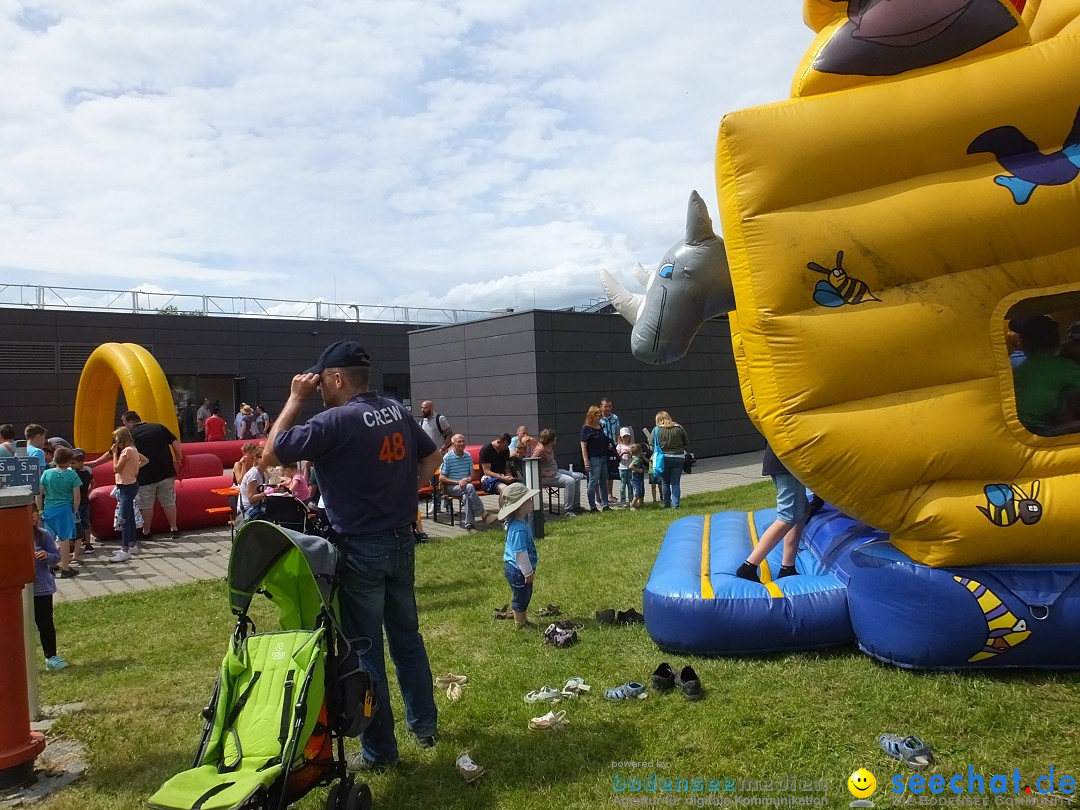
[1005,291,1080,437]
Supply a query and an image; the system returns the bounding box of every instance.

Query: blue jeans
[587,455,609,508]
[116,483,139,550]
[338,525,437,766]
[659,457,685,508]
[773,473,808,524]
[504,562,533,612]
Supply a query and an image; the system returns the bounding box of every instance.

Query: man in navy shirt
[265,340,441,772]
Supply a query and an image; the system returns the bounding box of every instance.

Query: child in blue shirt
[499,482,540,630]
[39,446,82,578]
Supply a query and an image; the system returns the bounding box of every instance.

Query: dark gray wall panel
[0,307,420,441]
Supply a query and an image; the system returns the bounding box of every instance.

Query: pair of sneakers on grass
[603,663,702,701]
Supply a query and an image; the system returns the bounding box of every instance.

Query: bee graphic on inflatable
[807,250,881,307]
[977,481,1042,527]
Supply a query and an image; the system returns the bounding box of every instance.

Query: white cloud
[0,1,813,313]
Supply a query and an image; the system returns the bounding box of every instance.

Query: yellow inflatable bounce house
[720,0,1080,568]
[638,0,1080,669]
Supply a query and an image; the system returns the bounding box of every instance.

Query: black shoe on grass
[676,665,703,701]
[595,609,616,625]
[652,662,676,691]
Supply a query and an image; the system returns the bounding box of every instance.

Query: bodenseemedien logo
[849,768,878,808]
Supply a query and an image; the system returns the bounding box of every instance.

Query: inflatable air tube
[89,473,234,540]
[90,452,224,489]
[178,439,264,471]
[644,510,851,655]
[848,541,1080,670]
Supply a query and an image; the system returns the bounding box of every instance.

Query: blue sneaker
[604,681,648,700]
[45,656,68,671]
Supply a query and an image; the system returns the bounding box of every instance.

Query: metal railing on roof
[0,284,496,326]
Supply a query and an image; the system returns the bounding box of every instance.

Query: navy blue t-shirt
[579,425,611,458]
[273,392,437,536]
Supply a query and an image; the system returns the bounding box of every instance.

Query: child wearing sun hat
[499,482,541,630]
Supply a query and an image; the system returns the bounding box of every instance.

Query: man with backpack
[418,401,453,512]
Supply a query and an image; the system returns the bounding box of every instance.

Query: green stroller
[149,521,376,810]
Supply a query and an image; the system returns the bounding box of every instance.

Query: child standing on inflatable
[736,444,805,582]
[500,482,540,630]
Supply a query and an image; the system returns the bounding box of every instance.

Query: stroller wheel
[325,783,341,810]
[346,782,372,810]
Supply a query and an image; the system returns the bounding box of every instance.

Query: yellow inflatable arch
[718,0,1080,568]
[74,343,181,453]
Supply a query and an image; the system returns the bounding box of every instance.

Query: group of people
[578,401,693,511]
[415,397,695,531]
[17,335,700,772]
[6,409,184,672]
[193,399,272,442]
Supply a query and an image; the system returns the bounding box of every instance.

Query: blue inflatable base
[644,509,852,655]
[645,507,1080,668]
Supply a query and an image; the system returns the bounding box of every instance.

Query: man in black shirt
[122,410,185,539]
[478,433,517,498]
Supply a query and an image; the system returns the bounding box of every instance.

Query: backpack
[543,621,579,649]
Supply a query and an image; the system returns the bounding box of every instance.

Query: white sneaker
[129,543,140,555]
[455,752,484,782]
[480,512,498,525]
[109,550,131,563]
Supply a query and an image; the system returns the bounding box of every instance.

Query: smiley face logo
[848,768,877,799]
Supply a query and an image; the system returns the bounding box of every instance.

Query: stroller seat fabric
[149,629,325,810]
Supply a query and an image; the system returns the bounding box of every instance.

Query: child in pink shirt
[282,463,311,502]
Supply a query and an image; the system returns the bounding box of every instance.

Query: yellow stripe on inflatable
[74,343,181,453]
[700,514,714,599]
[718,16,1080,568]
[745,513,784,599]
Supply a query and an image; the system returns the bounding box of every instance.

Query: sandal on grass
[524,686,564,703]
[595,609,616,625]
[492,604,513,620]
[879,734,934,770]
[536,603,560,617]
[528,710,568,730]
[435,673,469,687]
[446,682,464,701]
[562,677,591,695]
[604,682,648,700]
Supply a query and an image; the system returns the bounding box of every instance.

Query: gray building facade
[0,306,762,461]
[0,307,420,445]
[408,310,762,469]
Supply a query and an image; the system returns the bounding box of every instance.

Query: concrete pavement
[54,450,764,603]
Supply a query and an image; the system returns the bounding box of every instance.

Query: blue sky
[0,1,814,314]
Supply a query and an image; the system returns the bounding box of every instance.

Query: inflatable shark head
[602,191,734,364]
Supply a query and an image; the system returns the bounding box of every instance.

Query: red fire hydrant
[0,488,46,788]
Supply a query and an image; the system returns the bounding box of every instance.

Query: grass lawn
[39,481,1080,809]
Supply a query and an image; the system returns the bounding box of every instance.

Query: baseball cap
[305,340,371,374]
[619,427,632,437]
